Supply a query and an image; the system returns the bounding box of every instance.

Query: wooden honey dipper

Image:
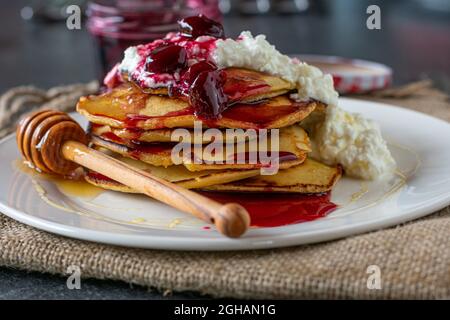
[16,109,250,238]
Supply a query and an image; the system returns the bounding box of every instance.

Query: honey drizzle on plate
[15,159,103,199]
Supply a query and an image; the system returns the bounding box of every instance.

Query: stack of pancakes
[76,68,341,194]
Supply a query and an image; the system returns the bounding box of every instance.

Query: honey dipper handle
[61,141,250,238]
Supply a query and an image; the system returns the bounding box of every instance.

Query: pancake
[182,125,310,171]
[85,148,261,192]
[90,135,174,167]
[89,125,311,171]
[132,68,294,103]
[77,82,318,130]
[202,159,342,193]
[85,154,341,194]
[89,123,256,144]
[89,123,176,143]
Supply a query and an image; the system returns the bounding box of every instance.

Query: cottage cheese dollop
[304,105,396,179]
[120,47,140,76]
[213,31,338,107]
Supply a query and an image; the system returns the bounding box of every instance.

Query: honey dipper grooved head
[16,109,88,175]
[217,203,251,238]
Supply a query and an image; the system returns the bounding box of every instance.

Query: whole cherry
[178,15,225,39]
[145,44,187,74]
[183,61,217,86]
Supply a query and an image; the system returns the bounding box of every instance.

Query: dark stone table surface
[0,0,448,299]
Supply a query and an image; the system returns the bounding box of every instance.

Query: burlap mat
[0,81,449,299]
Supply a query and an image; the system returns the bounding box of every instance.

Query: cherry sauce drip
[189,69,228,119]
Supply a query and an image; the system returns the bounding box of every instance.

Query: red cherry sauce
[130,31,217,90]
[184,61,217,84]
[222,68,271,103]
[119,97,303,130]
[189,69,228,119]
[97,131,173,159]
[86,171,113,183]
[124,107,194,128]
[178,15,225,39]
[220,100,311,128]
[170,61,217,97]
[145,44,187,74]
[100,131,126,144]
[200,191,337,227]
[84,170,337,228]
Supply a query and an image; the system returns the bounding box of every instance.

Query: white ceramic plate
[1,98,449,251]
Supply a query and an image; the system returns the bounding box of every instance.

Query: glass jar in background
[87,0,222,79]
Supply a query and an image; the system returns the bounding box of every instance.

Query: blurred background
[0,0,449,93]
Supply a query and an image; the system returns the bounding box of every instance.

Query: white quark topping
[305,105,396,180]
[212,31,338,107]
[119,46,175,88]
[120,47,140,74]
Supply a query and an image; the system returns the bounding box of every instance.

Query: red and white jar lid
[294,54,393,94]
